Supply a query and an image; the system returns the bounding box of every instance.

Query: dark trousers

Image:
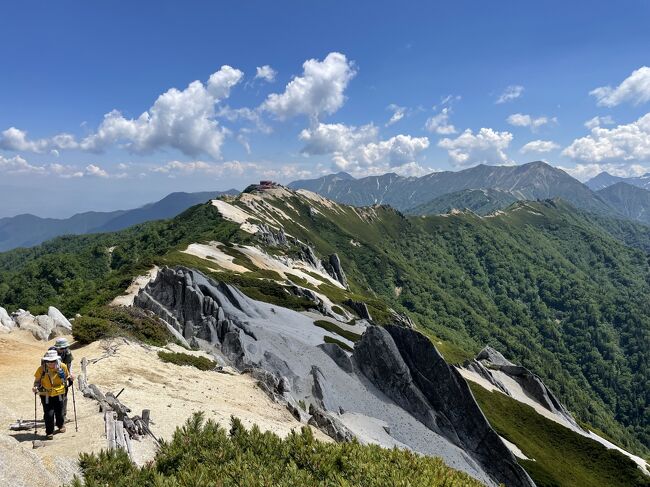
[62,390,68,420]
[40,395,64,434]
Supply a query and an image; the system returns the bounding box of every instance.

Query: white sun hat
[42,350,60,362]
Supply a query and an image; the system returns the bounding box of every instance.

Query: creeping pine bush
[157,351,217,371]
[73,306,173,346]
[69,413,485,487]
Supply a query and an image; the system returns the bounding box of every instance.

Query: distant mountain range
[0,190,237,252]
[586,171,650,191]
[596,182,650,225]
[290,161,613,215]
[289,161,650,228]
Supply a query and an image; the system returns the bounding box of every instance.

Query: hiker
[50,338,74,422]
[32,350,71,439]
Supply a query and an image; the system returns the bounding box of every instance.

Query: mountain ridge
[0,189,238,252]
[290,161,615,216]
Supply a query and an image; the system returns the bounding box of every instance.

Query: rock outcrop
[354,326,534,487]
[321,253,348,289]
[256,224,288,247]
[134,266,534,487]
[0,306,14,332]
[3,307,71,341]
[343,299,372,321]
[476,346,581,430]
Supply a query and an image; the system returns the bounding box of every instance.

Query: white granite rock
[0,306,15,329]
[48,306,72,330]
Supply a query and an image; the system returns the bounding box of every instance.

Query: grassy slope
[470,383,649,487]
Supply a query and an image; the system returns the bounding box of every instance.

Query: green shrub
[72,306,173,346]
[314,319,362,342]
[69,413,484,487]
[323,335,353,352]
[158,351,217,371]
[331,305,345,315]
[72,316,118,344]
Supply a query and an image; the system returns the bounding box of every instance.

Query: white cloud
[391,161,434,177]
[299,121,429,175]
[150,159,263,177]
[386,104,406,126]
[299,123,378,155]
[261,52,356,120]
[0,154,46,174]
[520,140,560,154]
[439,94,461,106]
[506,113,556,131]
[0,127,78,153]
[584,115,615,130]
[236,134,251,154]
[84,164,109,178]
[78,65,243,159]
[216,105,271,134]
[255,65,277,83]
[332,134,430,174]
[496,85,524,104]
[0,155,117,179]
[590,66,650,107]
[557,163,650,181]
[438,128,513,167]
[425,107,456,134]
[562,113,650,163]
[2,67,244,159]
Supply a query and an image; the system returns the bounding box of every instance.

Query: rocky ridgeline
[465,346,583,431]
[134,266,534,487]
[0,305,72,340]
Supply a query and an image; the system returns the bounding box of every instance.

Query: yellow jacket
[34,363,69,397]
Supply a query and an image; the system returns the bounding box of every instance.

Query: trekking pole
[34,392,37,435]
[71,382,78,432]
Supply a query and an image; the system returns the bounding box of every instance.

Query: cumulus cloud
[507,113,556,131]
[0,127,78,153]
[78,65,243,158]
[299,123,378,155]
[590,66,650,107]
[562,113,650,163]
[0,155,116,179]
[438,128,513,167]
[558,163,650,181]
[84,164,109,178]
[332,134,430,174]
[425,107,456,135]
[496,85,524,104]
[0,154,46,174]
[520,140,560,154]
[255,65,277,82]
[584,115,615,130]
[386,104,406,126]
[299,121,428,175]
[1,66,244,160]
[261,52,356,120]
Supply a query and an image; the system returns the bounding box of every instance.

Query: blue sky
[2,1,650,217]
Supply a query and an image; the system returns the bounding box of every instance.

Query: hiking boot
[46,434,54,440]
[58,426,66,434]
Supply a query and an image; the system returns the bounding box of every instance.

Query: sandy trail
[0,330,328,486]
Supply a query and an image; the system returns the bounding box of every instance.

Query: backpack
[38,359,66,390]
